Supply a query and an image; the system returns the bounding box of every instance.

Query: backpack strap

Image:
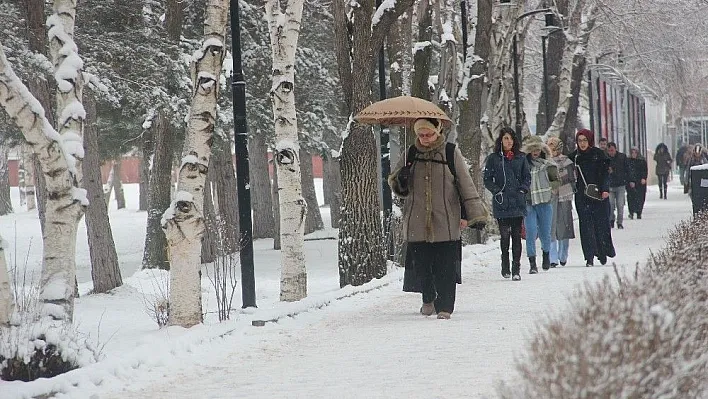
[407,142,457,180]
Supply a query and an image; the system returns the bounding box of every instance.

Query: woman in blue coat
[568,129,616,266]
[483,127,531,281]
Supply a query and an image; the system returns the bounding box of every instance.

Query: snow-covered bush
[500,212,708,398]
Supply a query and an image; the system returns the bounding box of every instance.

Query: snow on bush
[0,316,99,381]
[500,212,708,398]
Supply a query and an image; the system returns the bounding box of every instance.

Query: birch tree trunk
[0,142,11,215]
[83,94,122,293]
[0,233,12,326]
[266,0,308,302]
[546,1,596,144]
[40,0,86,321]
[163,0,228,327]
[142,112,173,270]
[0,1,86,322]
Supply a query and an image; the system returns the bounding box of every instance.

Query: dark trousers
[627,184,646,215]
[408,241,458,313]
[575,194,616,262]
[497,217,523,274]
[657,174,669,197]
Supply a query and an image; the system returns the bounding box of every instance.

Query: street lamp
[230,0,256,308]
[511,7,553,142]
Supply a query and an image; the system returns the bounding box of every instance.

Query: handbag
[575,156,603,201]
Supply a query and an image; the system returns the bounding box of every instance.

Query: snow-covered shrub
[0,318,99,381]
[500,212,708,398]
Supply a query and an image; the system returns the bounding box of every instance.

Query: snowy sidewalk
[93,185,692,399]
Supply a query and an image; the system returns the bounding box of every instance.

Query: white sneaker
[512,274,521,281]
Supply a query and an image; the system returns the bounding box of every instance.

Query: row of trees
[1,0,707,331]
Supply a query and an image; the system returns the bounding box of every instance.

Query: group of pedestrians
[388,117,668,319]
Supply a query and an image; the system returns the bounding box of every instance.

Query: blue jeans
[525,203,553,257]
[550,239,569,264]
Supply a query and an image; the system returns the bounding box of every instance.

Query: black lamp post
[510,7,552,143]
[230,0,256,308]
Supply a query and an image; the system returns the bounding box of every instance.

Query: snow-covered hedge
[0,316,99,381]
[501,212,708,398]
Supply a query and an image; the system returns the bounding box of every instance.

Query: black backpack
[406,142,467,219]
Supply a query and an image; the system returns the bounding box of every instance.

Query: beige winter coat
[388,135,487,243]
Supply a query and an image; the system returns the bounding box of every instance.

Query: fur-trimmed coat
[389,135,487,243]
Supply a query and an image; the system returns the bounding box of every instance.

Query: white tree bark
[163,0,228,328]
[266,0,307,302]
[0,233,12,326]
[40,0,86,322]
[546,1,596,138]
[0,3,85,322]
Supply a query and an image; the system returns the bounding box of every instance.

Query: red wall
[7,155,323,187]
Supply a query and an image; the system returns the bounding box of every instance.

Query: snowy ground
[0,178,693,399]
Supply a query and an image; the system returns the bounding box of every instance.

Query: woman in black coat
[568,129,616,267]
[483,127,531,281]
[626,147,648,219]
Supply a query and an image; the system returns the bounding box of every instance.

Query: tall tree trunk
[139,132,152,211]
[23,0,52,229]
[0,233,11,326]
[266,0,308,302]
[271,160,281,250]
[333,0,414,287]
[300,148,323,234]
[83,95,122,293]
[411,1,433,101]
[329,156,342,229]
[40,0,86,321]
[322,155,333,206]
[212,133,239,254]
[200,168,218,264]
[536,0,569,136]
[0,0,86,322]
[112,159,126,209]
[0,143,11,215]
[163,0,227,327]
[249,131,274,239]
[142,112,173,270]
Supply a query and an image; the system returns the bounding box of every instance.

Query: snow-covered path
[100,184,691,399]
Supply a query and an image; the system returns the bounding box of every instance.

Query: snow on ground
[0,178,693,399]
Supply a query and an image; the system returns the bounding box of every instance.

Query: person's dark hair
[607,142,617,149]
[599,137,608,143]
[494,127,520,154]
[655,142,668,154]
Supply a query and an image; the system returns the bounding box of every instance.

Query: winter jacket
[522,137,558,206]
[626,157,648,184]
[551,155,576,202]
[483,151,531,219]
[569,147,610,194]
[607,152,629,187]
[654,151,672,176]
[389,135,487,243]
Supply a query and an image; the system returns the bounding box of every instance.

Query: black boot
[542,251,551,270]
[511,262,521,281]
[529,257,538,274]
[501,254,511,278]
[637,212,642,219]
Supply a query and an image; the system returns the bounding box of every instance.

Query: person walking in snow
[607,142,629,229]
[654,143,672,199]
[389,118,488,320]
[483,127,531,281]
[684,144,708,195]
[626,147,648,220]
[546,136,576,267]
[568,129,616,267]
[521,136,559,273]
